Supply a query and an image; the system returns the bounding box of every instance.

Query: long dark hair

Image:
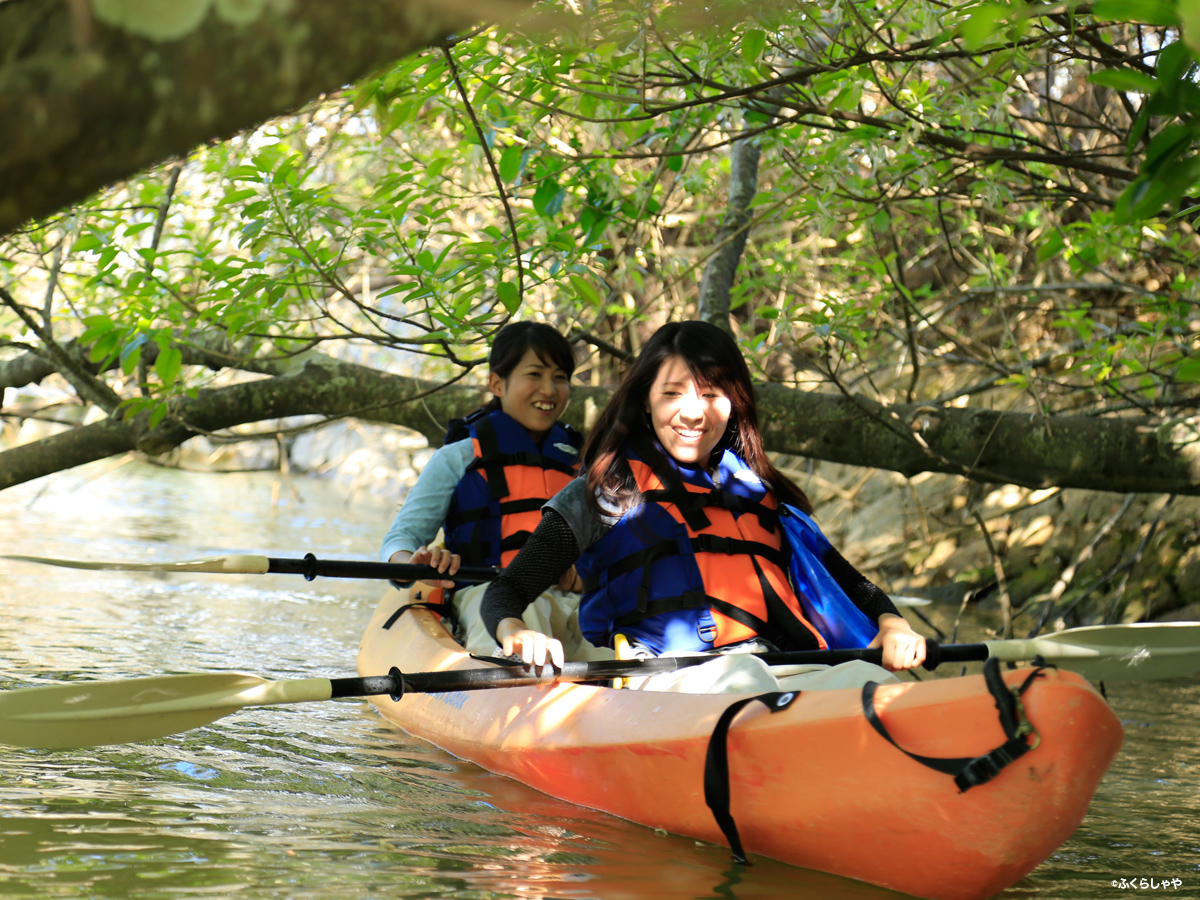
[583,321,812,514]
[481,322,576,413]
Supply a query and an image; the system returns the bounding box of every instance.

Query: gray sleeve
[543,476,616,552]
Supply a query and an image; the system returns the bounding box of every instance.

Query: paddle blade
[989,622,1200,684]
[3,554,270,574]
[0,673,333,749]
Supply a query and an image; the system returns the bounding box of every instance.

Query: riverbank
[4,407,1198,632]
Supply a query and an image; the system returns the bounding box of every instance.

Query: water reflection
[0,460,1197,899]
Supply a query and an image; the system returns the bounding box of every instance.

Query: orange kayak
[358,590,1123,900]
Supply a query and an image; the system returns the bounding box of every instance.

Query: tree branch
[0,0,507,235]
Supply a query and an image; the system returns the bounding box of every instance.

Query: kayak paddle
[2,622,1197,749]
[2,552,498,583]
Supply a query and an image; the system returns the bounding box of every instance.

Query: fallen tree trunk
[2,357,1197,495]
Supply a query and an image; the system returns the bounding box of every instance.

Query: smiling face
[646,355,732,468]
[488,347,570,438]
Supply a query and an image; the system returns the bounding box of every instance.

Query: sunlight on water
[0,460,1197,899]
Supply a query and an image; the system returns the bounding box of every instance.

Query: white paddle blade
[890,595,932,608]
[987,622,1200,684]
[3,554,271,574]
[0,673,333,749]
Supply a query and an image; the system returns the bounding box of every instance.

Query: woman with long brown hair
[479,321,925,688]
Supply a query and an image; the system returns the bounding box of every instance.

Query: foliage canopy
[1,0,1199,492]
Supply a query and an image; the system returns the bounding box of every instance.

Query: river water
[0,462,1197,899]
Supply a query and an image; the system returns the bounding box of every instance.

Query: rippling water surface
[1,462,1197,899]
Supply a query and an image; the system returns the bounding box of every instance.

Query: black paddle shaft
[328,642,992,698]
[265,554,498,583]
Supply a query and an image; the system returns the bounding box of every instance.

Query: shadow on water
[1,461,1198,898]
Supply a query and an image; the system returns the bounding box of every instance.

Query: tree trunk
[696,138,761,330]
[3,357,1198,496]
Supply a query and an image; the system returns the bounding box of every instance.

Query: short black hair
[489,322,576,380]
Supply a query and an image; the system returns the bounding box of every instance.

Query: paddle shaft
[265,554,498,583]
[3,552,498,584]
[332,642,991,697]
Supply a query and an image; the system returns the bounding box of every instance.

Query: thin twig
[443,46,525,303]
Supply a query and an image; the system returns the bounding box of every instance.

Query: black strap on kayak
[703,690,801,864]
[381,601,460,633]
[861,657,1046,793]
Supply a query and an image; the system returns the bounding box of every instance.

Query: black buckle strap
[704,690,801,864]
[861,657,1046,793]
[953,736,1033,791]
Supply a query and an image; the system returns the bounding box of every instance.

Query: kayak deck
[358,589,1123,900]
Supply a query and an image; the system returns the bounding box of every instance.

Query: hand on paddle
[389,546,460,589]
[869,613,928,671]
[497,617,565,668]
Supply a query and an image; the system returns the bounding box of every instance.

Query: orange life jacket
[576,443,827,654]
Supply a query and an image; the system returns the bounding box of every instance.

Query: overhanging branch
[2,361,1198,496]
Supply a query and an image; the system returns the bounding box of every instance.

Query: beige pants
[630,656,900,694]
[449,582,614,662]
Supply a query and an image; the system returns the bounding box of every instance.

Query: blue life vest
[443,409,581,571]
[575,442,827,655]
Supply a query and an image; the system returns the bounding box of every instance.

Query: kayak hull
[358,590,1123,900]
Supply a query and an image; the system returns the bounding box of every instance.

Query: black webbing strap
[466,451,578,478]
[692,534,788,570]
[583,534,788,591]
[610,592,769,635]
[583,540,680,588]
[749,556,823,651]
[499,530,533,553]
[861,657,1046,792]
[643,487,779,532]
[704,690,801,863]
[381,601,460,632]
[447,496,549,524]
[471,414,509,501]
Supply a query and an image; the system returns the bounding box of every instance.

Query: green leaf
[120,341,143,376]
[1183,0,1200,53]
[960,4,1008,51]
[499,146,523,183]
[1089,68,1160,94]
[741,28,766,64]
[568,273,603,307]
[1037,230,1067,263]
[1177,354,1200,382]
[1091,0,1180,26]
[156,346,183,389]
[220,188,258,206]
[666,154,684,172]
[79,315,115,345]
[533,177,565,217]
[88,331,120,365]
[71,232,104,253]
[148,403,169,430]
[496,280,521,313]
